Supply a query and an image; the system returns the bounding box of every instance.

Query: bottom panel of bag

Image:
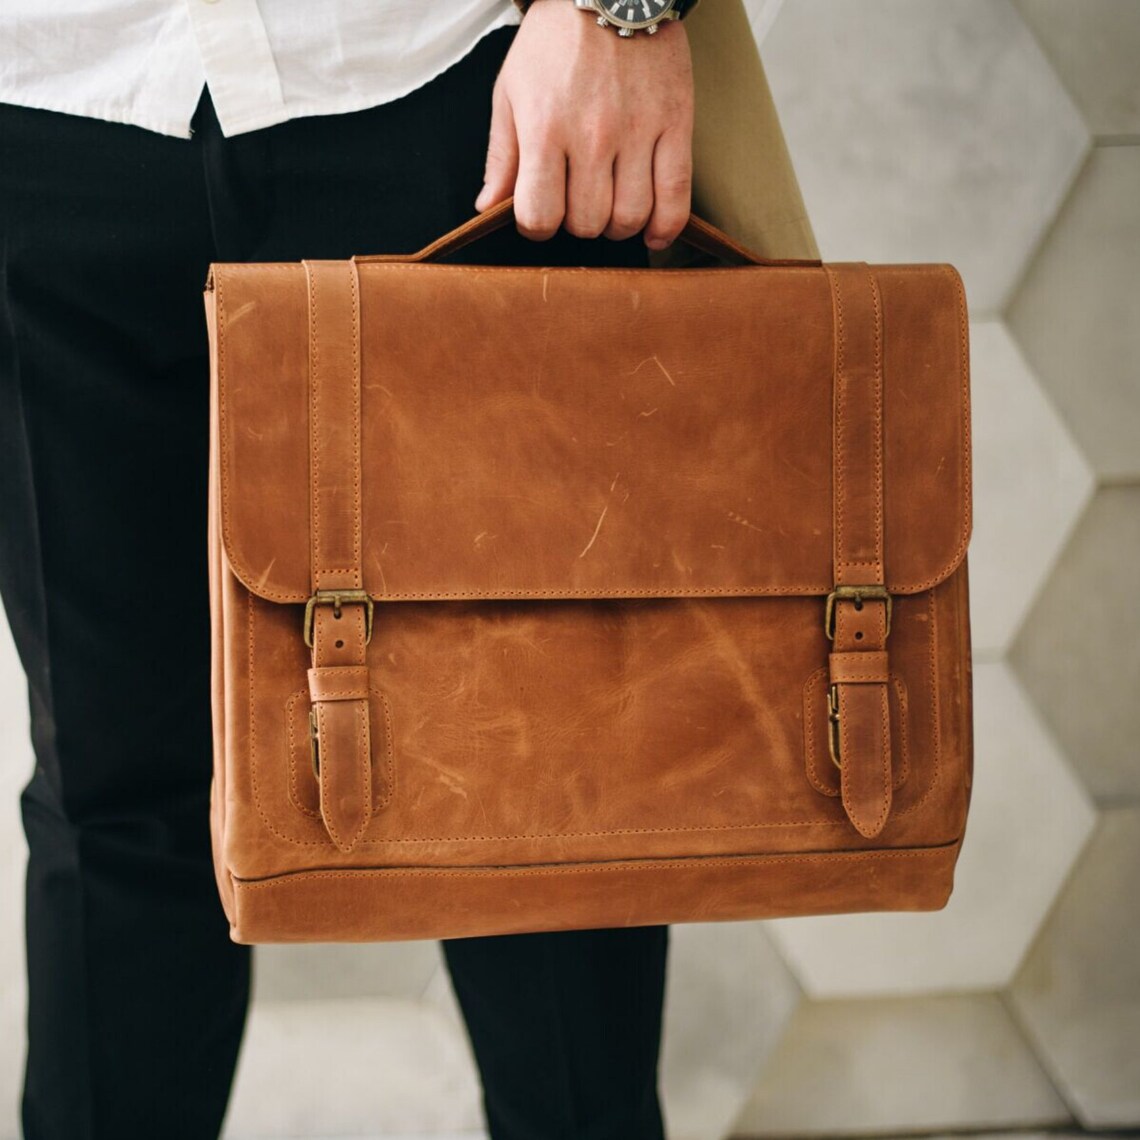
[225,840,962,943]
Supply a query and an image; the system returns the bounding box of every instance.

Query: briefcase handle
[354,196,822,269]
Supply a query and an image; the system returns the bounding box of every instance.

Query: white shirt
[0,0,521,139]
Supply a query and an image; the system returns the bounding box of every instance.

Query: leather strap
[354,196,821,270]
[825,264,892,839]
[303,259,372,853]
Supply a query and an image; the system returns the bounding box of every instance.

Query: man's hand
[474,0,694,249]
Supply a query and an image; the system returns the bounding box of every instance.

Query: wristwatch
[513,0,700,37]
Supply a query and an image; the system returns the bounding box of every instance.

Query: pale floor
[223,1133,1111,1140]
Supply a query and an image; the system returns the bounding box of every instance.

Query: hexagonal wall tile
[1013,0,1140,140]
[732,993,1070,1136]
[661,923,801,1140]
[967,320,1094,657]
[1006,146,1140,480]
[1009,808,1140,1129]
[760,0,1089,315]
[763,662,1096,997]
[1010,486,1140,803]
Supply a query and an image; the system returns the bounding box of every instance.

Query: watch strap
[513,0,701,20]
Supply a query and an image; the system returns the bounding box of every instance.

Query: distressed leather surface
[213,263,969,602]
[205,214,973,943]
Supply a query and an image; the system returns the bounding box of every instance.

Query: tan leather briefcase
[204,199,973,944]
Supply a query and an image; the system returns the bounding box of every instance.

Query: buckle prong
[827,683,842,768]
[825,585,892,641]
[303,589,375,648]
[309,708,321,776]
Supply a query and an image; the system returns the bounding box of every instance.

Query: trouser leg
[0,100,250,1139]
[444,926,670,1140]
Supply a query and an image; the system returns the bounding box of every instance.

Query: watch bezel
[589,0,680,32]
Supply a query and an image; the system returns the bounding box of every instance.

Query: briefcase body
[205,203,973,943]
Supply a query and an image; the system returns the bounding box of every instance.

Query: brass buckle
[827,683,842,768]
[825,585,892,641]
[303,589,374,648]
[309,708,320,776]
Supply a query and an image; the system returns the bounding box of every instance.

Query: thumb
[475,89,520,211]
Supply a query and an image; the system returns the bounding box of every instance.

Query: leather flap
[207,260,969,604]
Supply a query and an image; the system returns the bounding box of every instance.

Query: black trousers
[0,27,668,1140]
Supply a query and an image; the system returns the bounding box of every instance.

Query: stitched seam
[317,705,343,848]
[874,684,891,831]
[219,263,823,278]
[307,264,322,591]
[868,265,884,576]
[802,668,838,797]
[926,585,943,815]
[219,582,851,604]
[895,677,910,788]
[217,276,239,600]
[377,689,395,809]
[234,844,957,890]
[940,263,972,582]
[348,700,370,847]
[247,591,279,839]
[285,690,316,819]
[839,691,855,827]
[830,267,885,580]
[259,816,857,846]
[349,264,362,586]
[828,267,847,575]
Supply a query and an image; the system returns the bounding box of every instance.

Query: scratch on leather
[629,354,676,387]
[418,756,469,800]
[727,510,764,534]
[227,300,257,326]
[253,558,277,591]
[578,474,621,560]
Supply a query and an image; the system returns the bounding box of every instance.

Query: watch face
[595,0,677,30]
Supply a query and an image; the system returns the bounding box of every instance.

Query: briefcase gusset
[205,201,972,943]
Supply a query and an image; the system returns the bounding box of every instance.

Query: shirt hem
[213,13,520,138]
[0,90,195,138]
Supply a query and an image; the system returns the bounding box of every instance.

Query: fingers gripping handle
[354,196,822,268]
